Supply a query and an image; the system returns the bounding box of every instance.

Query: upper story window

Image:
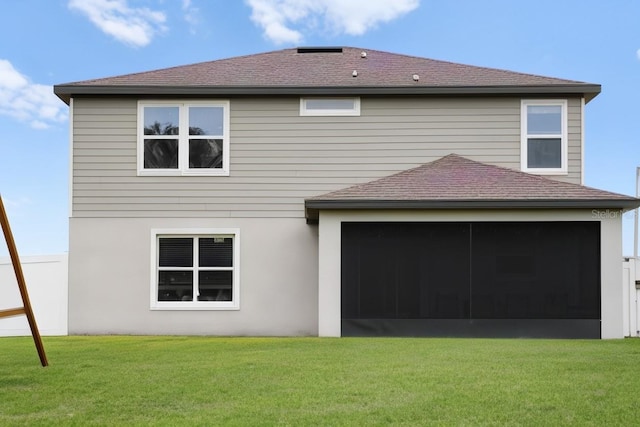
[150,228,240,310]
[300,97,360,116]
[138,101,230,176]
[521,100,568,174]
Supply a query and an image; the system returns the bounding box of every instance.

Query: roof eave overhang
[304,198,640,223]
[53,84,601,105]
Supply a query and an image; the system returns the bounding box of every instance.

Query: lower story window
[150,229,240,310]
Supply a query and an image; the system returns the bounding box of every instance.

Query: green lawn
[1,336,640,426]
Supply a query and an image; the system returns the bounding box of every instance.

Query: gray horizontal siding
[72,96,582,218]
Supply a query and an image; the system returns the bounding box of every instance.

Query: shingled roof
[304,154,639,221]
[54,47,600,104]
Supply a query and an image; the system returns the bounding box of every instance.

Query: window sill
[138,169,230,177]
[151,303,239,311]
[521,168,568,176]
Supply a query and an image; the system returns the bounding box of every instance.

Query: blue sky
[1,0,639,256]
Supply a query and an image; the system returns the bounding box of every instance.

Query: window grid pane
[143,107,179,135]
[159,238,193,267]
[527,138,562,168]
[198,271,232,301]
[199,237,233,267]
[189,107,224,135]
[527,105,561,135]
[158,271,193,301]
[189,139,223,169]
[144,139,178,169]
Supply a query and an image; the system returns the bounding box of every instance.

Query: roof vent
[297,47,343,54]
[352,70,358,77]
[412,74,420,81]
[361,51,367,58]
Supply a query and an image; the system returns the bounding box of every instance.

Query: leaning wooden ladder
[0,195,48,366]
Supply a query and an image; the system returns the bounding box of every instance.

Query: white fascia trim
[520,99,569,175]
[300,97,361,116]
[149,227,240,311]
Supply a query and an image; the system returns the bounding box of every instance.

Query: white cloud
[246,0,420,44]
[182,0,200,34]
[68,0,167,48]
[0,60,67,130]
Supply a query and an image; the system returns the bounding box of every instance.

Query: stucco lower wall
[318,209,624,339]
[68,217,318,335]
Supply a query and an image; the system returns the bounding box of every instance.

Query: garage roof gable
[305,154,640,221]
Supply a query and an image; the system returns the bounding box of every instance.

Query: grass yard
[1,336,640,426]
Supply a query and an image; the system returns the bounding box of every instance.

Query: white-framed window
[138,101,230,176]
[150,228,240,310]
[521,99,568,174]
[300,97,360,116]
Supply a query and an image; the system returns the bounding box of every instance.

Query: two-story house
[54,47,639,338]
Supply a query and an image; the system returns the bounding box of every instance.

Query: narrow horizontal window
[300,97,360,116]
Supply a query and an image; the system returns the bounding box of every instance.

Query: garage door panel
[341,222,469,320]
[471,222,600,320]
[471,223,539,319]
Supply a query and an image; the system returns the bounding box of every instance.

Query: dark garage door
[341,222,601,338]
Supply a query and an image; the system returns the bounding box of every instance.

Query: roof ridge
[57,46,595,87]
[54,47,601,104]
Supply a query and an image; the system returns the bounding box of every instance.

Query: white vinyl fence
[623,257,640,337]
[0,254,68,336]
